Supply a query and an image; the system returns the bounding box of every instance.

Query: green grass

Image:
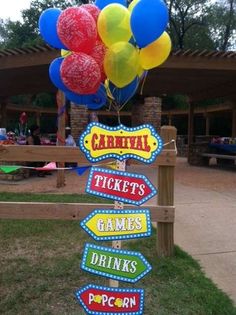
[0,192,110,203]
[0,193,236,315]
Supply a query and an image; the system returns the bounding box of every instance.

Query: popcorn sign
[76,284,144,315]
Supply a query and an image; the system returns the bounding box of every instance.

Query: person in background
[65,127,77,167]
[27,125,51,177]
[65,126,76,147]
[27,124,41,146]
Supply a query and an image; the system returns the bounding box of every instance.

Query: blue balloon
[95,0,127,10]
[109,77,139,105]
[49,58,69,92]
[130,0,169,48]
[39,8,67,49]
[65,85,107,109]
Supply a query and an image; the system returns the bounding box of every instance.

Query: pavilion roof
[0,44,236,102]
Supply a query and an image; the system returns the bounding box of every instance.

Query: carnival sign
[79,122,163,163]
[80,209,152,241]
[86,167,157,206]
[75,284,144,315]
[81,243,152,283]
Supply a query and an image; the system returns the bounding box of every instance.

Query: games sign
[80,209,152,241]
[79,123,163,163]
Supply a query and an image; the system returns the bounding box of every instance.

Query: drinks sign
[80,209,152,241]
[81,243,152,283]
[86,167,157,206]
[75,284,144,315]
[79,122,163,163]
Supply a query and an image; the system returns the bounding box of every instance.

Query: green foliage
[0,0,84,49]
[163,95,188,110]
[32,93,55,107]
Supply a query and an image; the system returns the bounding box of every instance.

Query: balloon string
[140,71,148,95]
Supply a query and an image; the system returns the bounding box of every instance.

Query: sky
[0,0,32,21]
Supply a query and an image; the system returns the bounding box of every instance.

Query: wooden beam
[188,100,194,145]
[0,145,176,166]
[7,104,57,114]
[232,106,236,138]
[56,90,66,188]
[0,100,7,128]
[0,50,59,70]
[157,126,177,257]
[205,114,210,136]
[0,202,175,223]
[162,55,236,71]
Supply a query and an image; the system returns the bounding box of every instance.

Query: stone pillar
[132,96,162,133]
[70,103,89,140]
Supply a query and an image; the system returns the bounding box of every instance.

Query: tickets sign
[86,167,157,206]
[76,284,144,315]
[80,209,152,241]
[81,243,152,283]
[79,122,163,163]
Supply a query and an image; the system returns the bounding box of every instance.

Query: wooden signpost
[77,122,163,314]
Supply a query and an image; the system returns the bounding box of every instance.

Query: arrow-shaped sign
[86,167,157,206]
[75,284,144,315]
[81,243,152,283]
[80,209,152,241]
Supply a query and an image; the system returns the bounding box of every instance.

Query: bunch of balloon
[96,0,171,110]
[38,5,107,109]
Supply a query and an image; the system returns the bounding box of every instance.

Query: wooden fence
[0,125,176,256]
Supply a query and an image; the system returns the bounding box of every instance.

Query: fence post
[56,90,66,188]
[157,125,177,257]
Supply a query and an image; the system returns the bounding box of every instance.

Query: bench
[201,153,236,166]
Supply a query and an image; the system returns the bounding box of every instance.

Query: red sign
[86,167,157,206]
[76,284,144,315]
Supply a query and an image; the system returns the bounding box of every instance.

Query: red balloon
[81,4,100,22]
[61,53,101,94]
[90,39,106,82]
[19,112,27,125]
[57,7,97,54]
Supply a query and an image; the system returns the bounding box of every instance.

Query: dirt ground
[0,157,236,194]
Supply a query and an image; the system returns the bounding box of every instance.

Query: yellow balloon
[104,79,114,100]
[137,64,144,77]
[104,42,139,88]
[61,49,72,58]
[139,32,172,70]
[128,0,140,12]
[97,4,132,47]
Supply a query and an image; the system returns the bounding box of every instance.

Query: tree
[165,0,215,50]
[0,0,84,49]
[208,0,236,50]
[165,0,236,51]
